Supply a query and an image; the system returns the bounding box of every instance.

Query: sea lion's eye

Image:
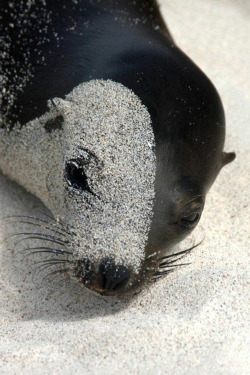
[179,212,200,229]
[66,159,93,194]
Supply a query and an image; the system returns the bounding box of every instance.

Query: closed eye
[178,212,201,229]
[66,159,94,195]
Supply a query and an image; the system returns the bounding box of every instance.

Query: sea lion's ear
[221,151,236,167]
[47,98,72,112]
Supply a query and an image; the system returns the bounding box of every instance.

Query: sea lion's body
[0,0,235,296]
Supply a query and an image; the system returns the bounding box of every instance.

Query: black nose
[100,258,130,291]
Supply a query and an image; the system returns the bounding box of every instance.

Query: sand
[0,0,249,374]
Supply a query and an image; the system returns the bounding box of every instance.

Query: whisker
[36,210,67,231]
[159,254,192,266]
[159,238,204,261]
[159,248,192,260]
[13,235,68,250]
[2,220,67,239]
[159,256,186,266]
[154,269,176,276]
[28,259,71,274]
[153,269,175,278]
[21,246,73,257]
[159,262,191,269]
[41,268,70,284]
[153,237,205,280]
[32,262,68,274]
[29,258,71,268]
[0,215,69,237]
[33,258,71,264]
[1,232,68,246]
[151,276,161,281]
[53,276,71,289]
[24,250,66,258]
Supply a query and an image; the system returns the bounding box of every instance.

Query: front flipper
[222,151,236,167]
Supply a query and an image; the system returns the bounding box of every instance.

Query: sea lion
[0,0,235,296]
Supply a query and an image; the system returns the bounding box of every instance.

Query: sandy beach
[0,1,249,374]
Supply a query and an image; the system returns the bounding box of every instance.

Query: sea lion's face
[50,80,157,295]
[46,79,234,297]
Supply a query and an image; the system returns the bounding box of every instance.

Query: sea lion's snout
[99,258,131,292]
[74,257,131,295]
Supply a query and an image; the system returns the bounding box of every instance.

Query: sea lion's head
[43,80,156,295]
[41,78,235,296]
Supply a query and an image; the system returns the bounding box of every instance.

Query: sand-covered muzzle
[0,80,157,273]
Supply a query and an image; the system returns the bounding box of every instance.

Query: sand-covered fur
[0,79,156,271]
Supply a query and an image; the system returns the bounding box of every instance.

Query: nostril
[100,258,130,291]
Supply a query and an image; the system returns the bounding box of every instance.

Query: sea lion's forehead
[62,79,156,270]
[64,79,152,138]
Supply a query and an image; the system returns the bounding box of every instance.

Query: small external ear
[221,151,236,167]
[47,97,72,112]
